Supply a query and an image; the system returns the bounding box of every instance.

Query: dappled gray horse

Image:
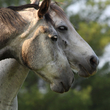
[0,1,99,110]
[0,0,74,109]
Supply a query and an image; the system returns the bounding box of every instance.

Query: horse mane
[7,2,67,27]
[7,4,39,11]
[0,8,27,46]
[8,4,54,27]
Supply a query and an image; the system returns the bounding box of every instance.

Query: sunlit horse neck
[0,59,29,110]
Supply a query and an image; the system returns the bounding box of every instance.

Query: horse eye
[58,26,68,31]
[51,35,57,41]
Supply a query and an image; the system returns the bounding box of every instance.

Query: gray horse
[0,0,99,110]
[0,0,73,96]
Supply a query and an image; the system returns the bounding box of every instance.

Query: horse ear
[38,0,51,18]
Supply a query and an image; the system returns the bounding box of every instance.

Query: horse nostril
[90,56,99,69]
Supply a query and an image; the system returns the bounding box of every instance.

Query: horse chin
[50,83,70,93]
[78,64,96,77]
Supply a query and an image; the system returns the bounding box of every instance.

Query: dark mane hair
[0,8,26,30]
[7,4,39,11]
[43,2,67,27]
[8,4,54,27]
[0,8,27,45]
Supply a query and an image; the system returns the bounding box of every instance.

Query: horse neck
[0,59,29,110]
[0,8,38,61]
[18,8,39,38]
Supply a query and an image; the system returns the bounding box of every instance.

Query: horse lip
[69,61,96,77]
[50,81,70,93]
[78,64,96,77]
[79,64,89,74]
[60,82,69,92]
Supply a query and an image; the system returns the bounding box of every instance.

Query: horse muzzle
[50,73,74,93]
[78,55,99,77]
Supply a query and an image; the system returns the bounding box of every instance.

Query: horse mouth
[50,82,70,93]
[78,64,96,77]
[60,82,70,92]
[69,62,96,77]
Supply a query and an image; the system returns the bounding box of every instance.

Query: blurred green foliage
[18,82,92,110]
[1,0,110,110]
[77,22,110,55]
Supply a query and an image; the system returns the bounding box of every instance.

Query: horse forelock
[42,2,67,30]
[45,12,55,27]
[50,3,67,21]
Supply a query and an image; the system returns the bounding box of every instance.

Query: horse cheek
[21,39,33,68]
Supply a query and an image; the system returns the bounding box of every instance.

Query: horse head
[48,3,99,77]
